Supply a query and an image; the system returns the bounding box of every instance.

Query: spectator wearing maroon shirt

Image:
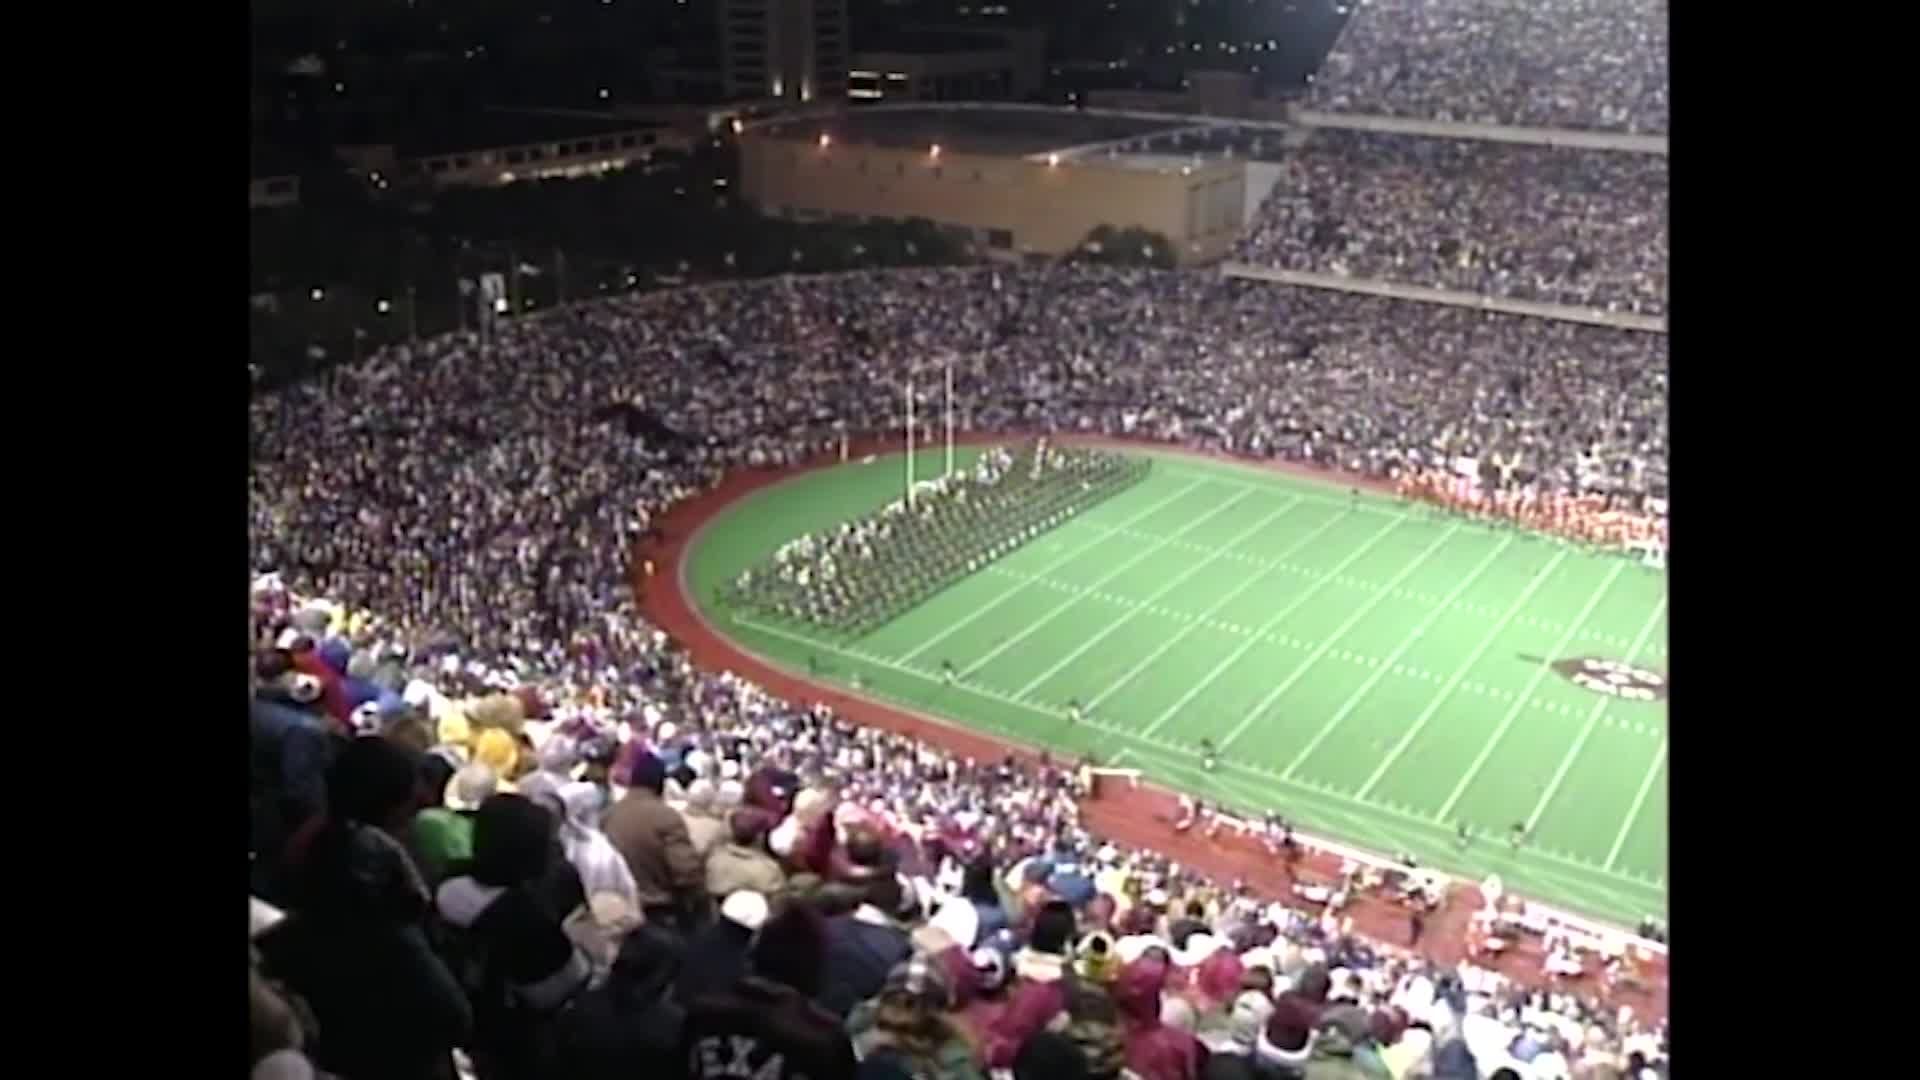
[983,901,1078,1068]
[746,765,801,819]
[1264,965,1332,1055]
[1112,957,1207,1080]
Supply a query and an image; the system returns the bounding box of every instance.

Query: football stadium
[689,443,1667,928]
[250,0,1671,1073]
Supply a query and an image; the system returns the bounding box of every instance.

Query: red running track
[633,433,1667,1021]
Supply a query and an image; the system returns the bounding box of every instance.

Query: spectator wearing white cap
[516,735,582,810]
[677,890,769,1005]
[680,778,729,861]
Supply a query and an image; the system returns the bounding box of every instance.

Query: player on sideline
[1199,737,1218,772]
[1508,822,1527,849]
[941,659,956,686]
[1455,821,1470,851]
[1173,794,1197,832]
[1067,699,1083,725]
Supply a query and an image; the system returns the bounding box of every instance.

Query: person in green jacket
[410,762,495,886]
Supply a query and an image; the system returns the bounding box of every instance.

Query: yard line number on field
[1217,523,1464,754]
[1085,507,1356,715]
[958,487,1257,679]
[1138,513,1413,739]
[1435,560,1629,822]
[1281,532,1518,779]
[897,478,1205,664]
[1010,494,1307,699]
[1355,547,1574,799]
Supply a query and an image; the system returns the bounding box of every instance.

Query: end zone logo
[1551,657,1668,702]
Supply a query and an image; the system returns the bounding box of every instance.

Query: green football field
[687,448,1669,928]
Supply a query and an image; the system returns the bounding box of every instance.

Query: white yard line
[1010,495,1307,699]
[1218,523,1465,753]
[1436,561,1630,822]
[1140,748,1661,916]
[897,478,1206,663]
[1086,508,1357,713]
[1138,514,1412,738]
[1356,548,1574,799]
[734,611,1661,894]
[988,549,1666,659]
[1280,533,1518,779]
[1524,596,1668,830]
[1605,740,1668,872]
[957,488,1257,678]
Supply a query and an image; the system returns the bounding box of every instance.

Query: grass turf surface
[689,447,1668,928]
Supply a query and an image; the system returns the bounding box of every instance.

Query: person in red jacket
[285,639,356,732]
[1110,957,1206,1080]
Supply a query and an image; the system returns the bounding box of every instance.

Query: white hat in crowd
[721,890,770,931]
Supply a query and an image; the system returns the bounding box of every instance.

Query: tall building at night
[720,0,849,103]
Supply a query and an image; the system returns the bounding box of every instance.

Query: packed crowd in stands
[249,266,1670,1080]
[1307,0,1669,135]
[1235,132,1667,318]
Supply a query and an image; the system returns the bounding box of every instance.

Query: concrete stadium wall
[740,133,1247,264]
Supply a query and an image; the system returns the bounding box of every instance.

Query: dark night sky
[253,0,1355,89]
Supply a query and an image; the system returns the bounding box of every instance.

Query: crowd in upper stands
[249,265,1669,1080]
[1234,132,1667,318]
[1307,0,1670,135]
